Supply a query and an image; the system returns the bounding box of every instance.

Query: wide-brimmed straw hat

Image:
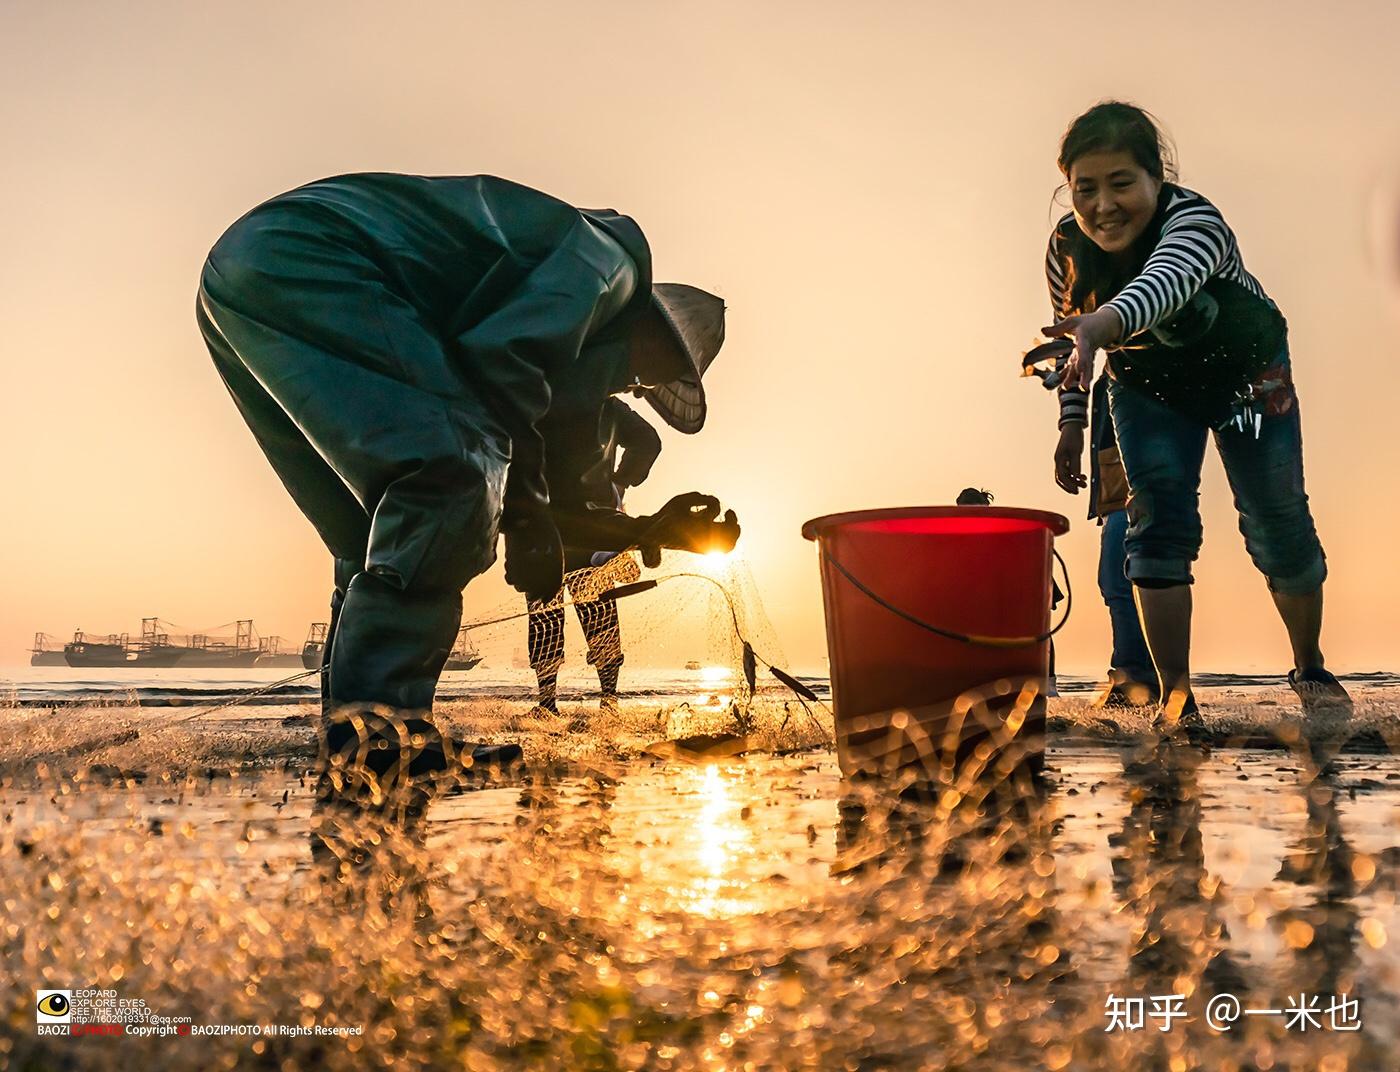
[642,283,726,434]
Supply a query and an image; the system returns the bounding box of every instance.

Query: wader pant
[527,567,624,708]
[197,203,511,715]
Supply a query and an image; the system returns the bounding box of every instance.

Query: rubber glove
[503,505,564,602]
[637,493,741,567]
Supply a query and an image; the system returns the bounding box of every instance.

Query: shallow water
[4,731,1398,1070]
[0,664,843,709]
[9,664,1399,711]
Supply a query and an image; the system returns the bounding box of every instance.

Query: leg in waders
[524,558,629,724]
[198,275,484,848]
[577,571,625,717]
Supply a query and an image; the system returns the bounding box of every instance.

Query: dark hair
[956,487,994,506]
[1058,101,1176,185]
[1055,102,1178,316]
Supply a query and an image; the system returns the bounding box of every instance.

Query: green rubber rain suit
[197,173,655,713]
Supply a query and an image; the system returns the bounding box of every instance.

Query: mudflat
[2,685,1396,1069]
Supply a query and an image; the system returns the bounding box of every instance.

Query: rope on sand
[155,668,323,726]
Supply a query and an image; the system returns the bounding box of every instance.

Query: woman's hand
[1043,307,1123,392]
[1054,425,1087,494]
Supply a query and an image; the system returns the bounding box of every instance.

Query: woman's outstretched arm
[1100,199,1232,337]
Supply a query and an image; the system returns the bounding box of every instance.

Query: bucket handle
[823,548,1072,649]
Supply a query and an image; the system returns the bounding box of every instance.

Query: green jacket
[266,172,654,517]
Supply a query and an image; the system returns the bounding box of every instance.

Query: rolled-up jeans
[1106,352,1327,594]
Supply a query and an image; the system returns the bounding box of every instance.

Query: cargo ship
[300,623,328,670]
[128,618,196,667]
[57,619,265,668]
[62,630,135,667]
[131,619,261,668]
[38,616,477,672]
[255,636,305,668]
[29,633,68,666]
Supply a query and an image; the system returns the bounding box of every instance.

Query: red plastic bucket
[802,506,1070,780]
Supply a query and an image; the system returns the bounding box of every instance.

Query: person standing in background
[528,398,660,723]
[1037,352,1159,708]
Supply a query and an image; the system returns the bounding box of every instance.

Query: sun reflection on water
[601,764,763,926]
[679,765,755,919]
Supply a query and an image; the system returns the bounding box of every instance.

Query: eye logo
[36,990,72,1023]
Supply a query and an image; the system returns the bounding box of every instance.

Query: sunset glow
[2,4,1397,674]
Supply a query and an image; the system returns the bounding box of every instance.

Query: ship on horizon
[28,633,68,666]
[35,619,295,669]
[444,627,484,672]
[33,616,482,672]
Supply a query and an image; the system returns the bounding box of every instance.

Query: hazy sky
[3,0,1398,673]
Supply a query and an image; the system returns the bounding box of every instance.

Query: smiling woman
[1039,100,1351,729]
[1066,147,1165,254]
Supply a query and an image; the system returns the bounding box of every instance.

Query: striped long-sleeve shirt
[1046,185,1275,427]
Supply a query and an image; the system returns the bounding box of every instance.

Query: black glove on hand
[638,493,741,567]
[503,507,564,602]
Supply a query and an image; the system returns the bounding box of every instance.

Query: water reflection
[1277,760,1362,1003]
[5,729,1400,1070]
[686,765,753,917]
[308,723,438,922]
[1100,733,1383,1065]
[596,761,816,925]
[827,767,1083,1062]
[1110,739,1248,1001]
[307,708,524,924]
[171,725,1400,1068]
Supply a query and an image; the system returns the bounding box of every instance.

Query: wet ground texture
[2,687,1398,1071]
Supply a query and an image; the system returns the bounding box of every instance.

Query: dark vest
[1107,273,1287,428]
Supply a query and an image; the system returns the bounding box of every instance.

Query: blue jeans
[1098,508,1155,682]
[1106,353,1326,594]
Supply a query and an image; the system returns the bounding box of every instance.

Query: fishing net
[430,547,822,742]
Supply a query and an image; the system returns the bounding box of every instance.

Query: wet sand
[2,684,1397,1070]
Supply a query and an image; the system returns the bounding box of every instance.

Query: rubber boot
[327,570,461,709]
[318,556,360,719]
[313,561,451,878]
[320,570,465,801]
